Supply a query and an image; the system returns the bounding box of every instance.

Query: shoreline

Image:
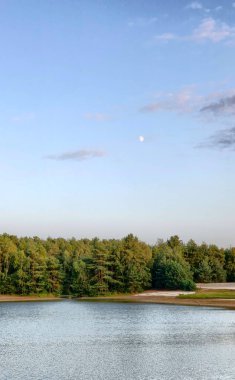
[79,287,235,309]
[1,288,235,310]
[0,295,62,302]
[78,294,235,309]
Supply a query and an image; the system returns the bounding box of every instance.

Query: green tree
[120,234,152,293]
[0,235,18,293]
[88,239,114,295]
[224,248,235,281]
[152,240,195,290]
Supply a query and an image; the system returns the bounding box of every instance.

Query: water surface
[1,301,235,379]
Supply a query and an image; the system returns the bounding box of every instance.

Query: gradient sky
[1,0,235,246]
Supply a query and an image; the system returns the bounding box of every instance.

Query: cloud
[155,33,178,42]
[45,149,106,161]
[185,1,210,12]
[200,127,235,150]
[140,86,235,127]
[191,18,235,43]
[128,17,158,27]
[200,94,235,114]
[186,2,203,10]
[140,85,235,151]
[155,17,235,44]
[233,2,235,8]
[155,33,178,41]
[83,113,111,121]
[140,87,200,114]
[215,6,223,11]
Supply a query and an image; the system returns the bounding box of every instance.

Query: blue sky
[1,0,235,246]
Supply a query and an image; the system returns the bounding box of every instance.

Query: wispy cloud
[83,113,111,122]
[140,86,235,151]
[186,2,203,10]
[154,33,177,41]
[140,86,201,114]
[128,17,158,27]
[45,149,106,161]
[155,17,235,44]
[10,112,35,123]
[199,127,235,150]
[185,1,210,12]
[140,86,235,123]
[200,94,235,115]
[233,2,235,8]
[192,18,235,43]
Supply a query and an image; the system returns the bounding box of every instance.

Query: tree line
[0,233,234,295]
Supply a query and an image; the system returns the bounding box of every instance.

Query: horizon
[1,0,235,246]
[0,231,233,249]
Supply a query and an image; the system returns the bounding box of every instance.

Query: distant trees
[0,234,152,295]
[224,248,235,281]
[0,233,234,296]
[152,238,195,291]
[183,241,226,282]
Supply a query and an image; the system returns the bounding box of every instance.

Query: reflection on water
[0,301,235,380]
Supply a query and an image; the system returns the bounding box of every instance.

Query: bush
[179,279,196,291]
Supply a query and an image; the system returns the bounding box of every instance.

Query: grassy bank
[179,290,235,299]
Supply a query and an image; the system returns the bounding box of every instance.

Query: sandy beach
[0,295,61,302]
[79,293,235,309]
[1,283,235,309]
[79,283,235,309]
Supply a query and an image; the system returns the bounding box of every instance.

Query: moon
[139,135,144,143]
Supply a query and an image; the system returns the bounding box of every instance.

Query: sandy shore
[1,294,235,309]
[197,282,235,290]
[1,283,235,309]
[79,285,235,310]
[0,295,61,302]
[79,293,235,309]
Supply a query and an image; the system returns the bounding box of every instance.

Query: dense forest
[0,233,235,296]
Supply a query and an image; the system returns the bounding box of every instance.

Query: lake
[0,301,235,380]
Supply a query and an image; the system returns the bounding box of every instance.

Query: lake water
[1,301,235,380]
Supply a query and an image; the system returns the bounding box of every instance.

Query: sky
[1,0,235,246]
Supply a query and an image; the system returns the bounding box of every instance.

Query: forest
[0,233,235,296]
